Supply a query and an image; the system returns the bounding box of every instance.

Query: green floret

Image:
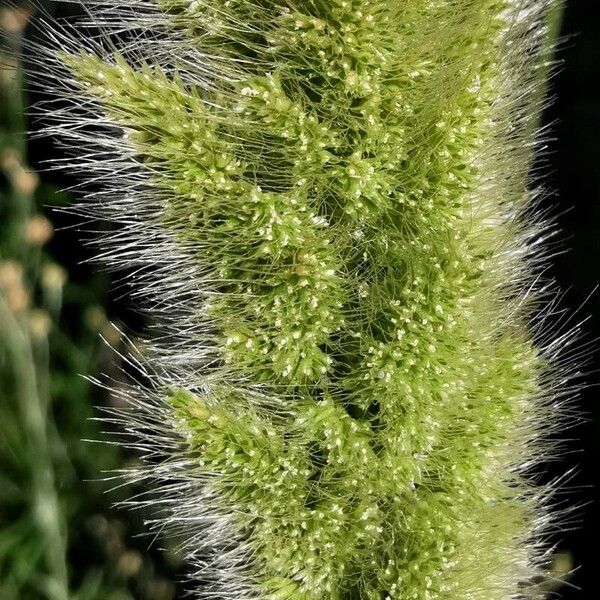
[65,53,346,383]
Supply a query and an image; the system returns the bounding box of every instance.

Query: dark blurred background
[1,0,599,598]
[542,1,600,598]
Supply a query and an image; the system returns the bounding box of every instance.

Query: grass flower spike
[36,1,579,598]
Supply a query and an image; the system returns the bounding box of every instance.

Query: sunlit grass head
[32,1,580,598]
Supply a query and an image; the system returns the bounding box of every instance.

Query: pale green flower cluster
[55,0,566,598]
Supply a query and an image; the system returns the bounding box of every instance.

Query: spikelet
[31,1,584,598]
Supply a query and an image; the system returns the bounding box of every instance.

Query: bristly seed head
[32,0,582,599]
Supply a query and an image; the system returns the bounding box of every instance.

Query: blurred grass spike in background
[1,3,182,599]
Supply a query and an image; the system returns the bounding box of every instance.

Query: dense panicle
[32,1,582,599]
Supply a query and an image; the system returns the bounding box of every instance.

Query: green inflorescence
[62,0,560,598]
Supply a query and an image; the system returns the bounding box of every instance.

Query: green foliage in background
[0,7,179,599]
